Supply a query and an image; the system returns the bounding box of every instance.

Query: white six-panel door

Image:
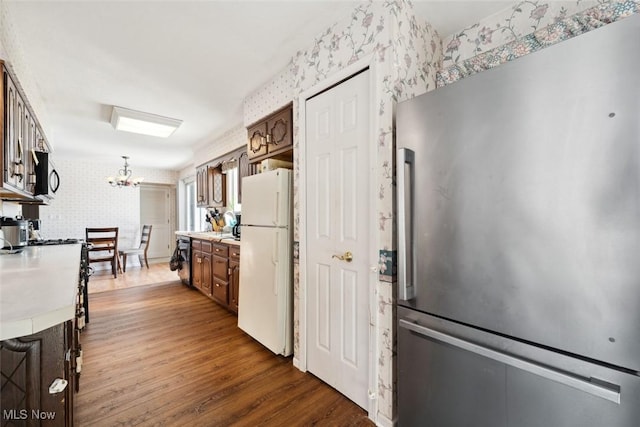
[305,69,370,409]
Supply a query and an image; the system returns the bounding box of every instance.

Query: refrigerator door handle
[397,148,415,300]
[399,319,621,404]
[273,234,278,295]
[274,191,280,226]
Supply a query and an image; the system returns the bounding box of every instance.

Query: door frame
[298,53,379,419]
[139,182,177,260]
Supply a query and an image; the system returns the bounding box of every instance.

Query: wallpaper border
[436,1,640,87]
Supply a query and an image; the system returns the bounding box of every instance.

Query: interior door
[305,69,370,409]
[140,185,174,259]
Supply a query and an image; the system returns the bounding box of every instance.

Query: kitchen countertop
[175,231,241,246]
[0,244,81,340]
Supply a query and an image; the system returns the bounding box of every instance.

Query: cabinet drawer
[201,240,213,253]
[229,246,240,261]
[212,255,228,279]
[212,281,228,305]
[191,239,202,251]
[212,243,228,256]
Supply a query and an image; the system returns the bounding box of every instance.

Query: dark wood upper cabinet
[1,61,54,202]
[247,123,268,159]
[246,103,292,163]
[207,166,226,208]
[196,165,208,207]
[237,150,255,204]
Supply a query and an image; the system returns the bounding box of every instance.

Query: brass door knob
[332,251,353,262]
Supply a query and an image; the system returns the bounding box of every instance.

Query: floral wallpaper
[240,0,637,423]
[438,0,639,87]
[287,0,440,422]
[441,0,598,69]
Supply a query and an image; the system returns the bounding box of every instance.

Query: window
[185,179,196,231]
[225,167,241,212]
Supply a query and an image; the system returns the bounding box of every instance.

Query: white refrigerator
[238,168,293,356]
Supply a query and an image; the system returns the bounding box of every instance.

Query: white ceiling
[4,0,514,171]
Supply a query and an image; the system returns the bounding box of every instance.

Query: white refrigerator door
[238,225,292,356]
[241,169,291,227]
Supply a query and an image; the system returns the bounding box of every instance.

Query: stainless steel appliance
[396,15,640,426]
[0,216,28,248]
[34,151,60,200]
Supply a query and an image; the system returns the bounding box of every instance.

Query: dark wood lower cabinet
[229,247,240,313]
[191,238,239,313]
[1,321,76,426]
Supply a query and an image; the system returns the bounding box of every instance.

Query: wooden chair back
[85,227,119,277]
[140,225,152,251]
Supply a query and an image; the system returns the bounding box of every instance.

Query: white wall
[40,156,178,251]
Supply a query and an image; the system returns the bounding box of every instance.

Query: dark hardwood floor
[76,280,373,426]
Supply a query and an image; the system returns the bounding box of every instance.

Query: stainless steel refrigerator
[396,15,640,427]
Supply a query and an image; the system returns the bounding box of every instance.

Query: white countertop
[175,231,241,246]
[0,244,81,340]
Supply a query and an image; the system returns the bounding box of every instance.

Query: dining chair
[118,224,152,273]
[85,227,119,278]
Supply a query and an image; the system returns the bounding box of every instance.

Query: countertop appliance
[238,169,292,356]
[27,218,42,241]
[396,15,640,426]
[1,216,28,248]
[232,214,241,240]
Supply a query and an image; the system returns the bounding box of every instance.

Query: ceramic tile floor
[88,261,179,294]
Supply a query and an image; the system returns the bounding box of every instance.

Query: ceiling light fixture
[107,156,144,188]
[110,106,182,138]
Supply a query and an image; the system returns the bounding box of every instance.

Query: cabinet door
[4,73,24,189]
[207,166,226,208]
[196,166,208,207]
[201,253,212,296]
[192,250,202,290]
[13,93,25,191]
[25,110,36,191]
[247,122,268,161]
[0,323,69,425]
[266,105,292,156]
[229,257,240,313]
[202,253,212,296]
[237,151,249,204]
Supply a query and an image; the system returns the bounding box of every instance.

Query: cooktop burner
[29,238,81,246]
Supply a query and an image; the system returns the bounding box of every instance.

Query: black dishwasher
[176,237,192,287]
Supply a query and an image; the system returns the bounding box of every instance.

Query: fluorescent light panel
[111,106,182,138]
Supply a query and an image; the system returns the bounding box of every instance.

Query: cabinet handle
[48,378,68,394]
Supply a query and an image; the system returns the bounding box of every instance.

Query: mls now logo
[3,409,56,420]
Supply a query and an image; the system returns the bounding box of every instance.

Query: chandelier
[107,156,144,188]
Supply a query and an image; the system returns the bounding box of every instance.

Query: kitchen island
[0,244,82,426]
[1,244,81,340]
